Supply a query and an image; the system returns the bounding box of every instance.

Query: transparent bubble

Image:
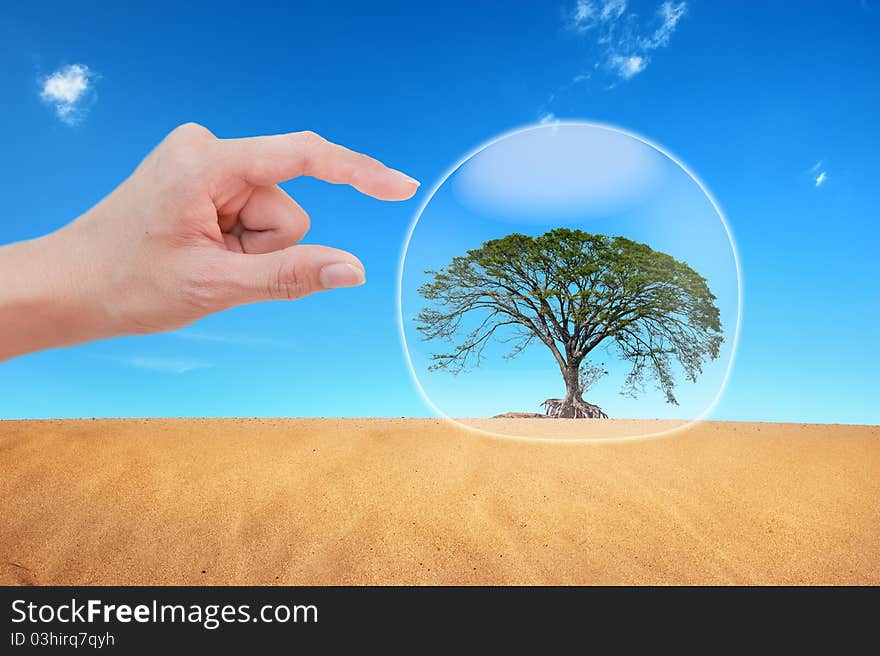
[398,122,741,442]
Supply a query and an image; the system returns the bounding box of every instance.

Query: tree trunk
[541,364,608,419]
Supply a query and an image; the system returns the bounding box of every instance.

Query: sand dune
[1,418,877,585]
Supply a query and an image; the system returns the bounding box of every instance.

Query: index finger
[219,131,420,201]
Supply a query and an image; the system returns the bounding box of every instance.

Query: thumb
[222,244,366,305]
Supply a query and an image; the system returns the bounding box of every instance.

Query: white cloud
[569,0,599,32]
[113,356,211,374]
[39,64,96,124]
[565,1,687,82]
[645,1,688,49]
[806,161,828,187]
[609,54,647,79]
[569,0,627,31]
[601,0,627,22]
[535,73,590,123]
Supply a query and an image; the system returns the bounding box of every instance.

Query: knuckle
[346,164,365,188]
[154,123,216,183]
[167,123,214,158]
[290,131,327,176]
[268,261,305,301]
[294,130,326,147]
[181,260,228,310]
[172,122,215,142]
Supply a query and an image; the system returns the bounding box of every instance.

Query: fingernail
[320,263,366,289]
[390,168,420,187]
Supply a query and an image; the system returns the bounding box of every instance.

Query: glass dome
[398,122,741,442]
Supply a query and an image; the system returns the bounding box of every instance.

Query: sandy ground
[1,418,878,585]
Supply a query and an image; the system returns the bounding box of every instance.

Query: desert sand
[1,418,877,585]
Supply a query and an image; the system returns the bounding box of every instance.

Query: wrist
[0,221,118,361]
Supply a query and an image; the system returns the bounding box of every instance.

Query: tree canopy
[416,228,723,412]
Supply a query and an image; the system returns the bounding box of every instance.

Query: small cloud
[568,0,598,32]
[609,54,647,79]
[112,356,211,374]
[538,112,560,125]
[645,0,688,49]
[563,1,688,82]
[568,0,626,32]
[536,73,590,120]
[601,0,628,22]
[39,64,96,125]
[806,160,828,187]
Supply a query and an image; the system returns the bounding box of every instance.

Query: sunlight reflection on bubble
[398,122,741,443]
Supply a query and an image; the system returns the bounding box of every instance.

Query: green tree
[416,228,723,418]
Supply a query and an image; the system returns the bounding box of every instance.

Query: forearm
[0,223,115,362]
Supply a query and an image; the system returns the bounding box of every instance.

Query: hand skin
[0,123,419,362]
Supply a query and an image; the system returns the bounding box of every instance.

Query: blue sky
[0,1,877,423]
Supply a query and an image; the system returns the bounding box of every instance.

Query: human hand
[0,123,418,360]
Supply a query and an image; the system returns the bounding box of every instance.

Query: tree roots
[541,397,608,419]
